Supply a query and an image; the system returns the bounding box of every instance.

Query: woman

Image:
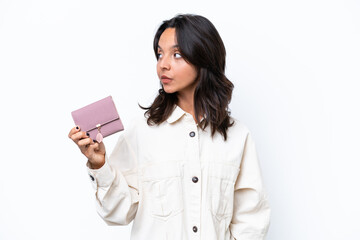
[69,14,270,240]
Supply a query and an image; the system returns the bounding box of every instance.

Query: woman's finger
[70,131,89,143]
[78,137,93,148]
[87,141,98,151]
[88,141,105,152]
[87,141,106,160]
[68,126,81,138]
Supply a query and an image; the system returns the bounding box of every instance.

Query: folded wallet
[71,96,124,143]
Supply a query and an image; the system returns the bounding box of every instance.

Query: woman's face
[156,28,198,95]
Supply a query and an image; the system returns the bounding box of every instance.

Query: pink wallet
[71,96,124,143]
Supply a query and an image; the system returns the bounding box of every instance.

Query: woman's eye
[174,53,182,58]
[157,53,163,58]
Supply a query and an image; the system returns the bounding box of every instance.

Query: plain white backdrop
[1,0,359,239]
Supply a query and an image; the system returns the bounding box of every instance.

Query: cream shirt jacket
[87,105,271,240]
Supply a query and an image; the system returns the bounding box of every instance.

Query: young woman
[69,14,270,240]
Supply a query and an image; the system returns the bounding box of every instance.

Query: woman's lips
[161,75,172,84]
[161,78,172,84]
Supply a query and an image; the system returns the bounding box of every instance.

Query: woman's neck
[177,90,202,123]
[177,86,193,109]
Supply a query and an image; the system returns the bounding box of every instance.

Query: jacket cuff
[86,156,114,189]
[231,232,266,240]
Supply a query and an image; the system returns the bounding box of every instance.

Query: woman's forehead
[158,28,178,50]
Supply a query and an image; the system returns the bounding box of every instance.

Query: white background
[1,0,359,239]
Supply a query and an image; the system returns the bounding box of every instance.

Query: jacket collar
[166,105,206,124]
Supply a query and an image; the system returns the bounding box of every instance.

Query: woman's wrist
[87,158,105,170]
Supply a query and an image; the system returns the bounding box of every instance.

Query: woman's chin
[163,87,177,94]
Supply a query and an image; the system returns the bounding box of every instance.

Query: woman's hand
[68,126,106,169]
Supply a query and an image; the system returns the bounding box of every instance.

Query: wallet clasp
[95,124,103,143]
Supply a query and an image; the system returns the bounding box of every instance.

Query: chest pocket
[207,163,240,222]
[141,161,184,221]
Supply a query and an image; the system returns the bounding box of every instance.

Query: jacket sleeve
[87,121,139,226]
[229,132,271,240]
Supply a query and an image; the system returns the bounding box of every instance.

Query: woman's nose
[159,55,171,70]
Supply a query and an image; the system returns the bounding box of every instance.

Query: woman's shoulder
[123,111,159,135]
[124,113,148,131]
[118,113,148,142]
[225,116,256,144]
[229,116,251,135]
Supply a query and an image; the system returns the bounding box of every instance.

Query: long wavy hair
[139,14,234,141]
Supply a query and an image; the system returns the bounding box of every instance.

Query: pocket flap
[208,163,240,183]
[142,161,182,181]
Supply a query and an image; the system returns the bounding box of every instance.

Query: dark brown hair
[139,14,234,141]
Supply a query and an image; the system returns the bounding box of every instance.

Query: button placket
[185,115,201,237]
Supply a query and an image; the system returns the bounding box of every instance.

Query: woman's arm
[87,132,139,226]
[230,132,271,240]
[69,124,139,225]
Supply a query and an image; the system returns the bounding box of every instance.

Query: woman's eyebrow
[157,44,179,50]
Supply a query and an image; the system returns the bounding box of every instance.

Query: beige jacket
[87,105,270,240]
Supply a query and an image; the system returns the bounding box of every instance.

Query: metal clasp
[96,124,102,133]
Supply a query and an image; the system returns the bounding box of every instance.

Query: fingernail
[76,126,79,130]
[86,132,90,137]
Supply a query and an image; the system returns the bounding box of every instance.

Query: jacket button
[89,175,95,181]
[193,226,198,232]
[192,176,198,183]
[189,131,195,137]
